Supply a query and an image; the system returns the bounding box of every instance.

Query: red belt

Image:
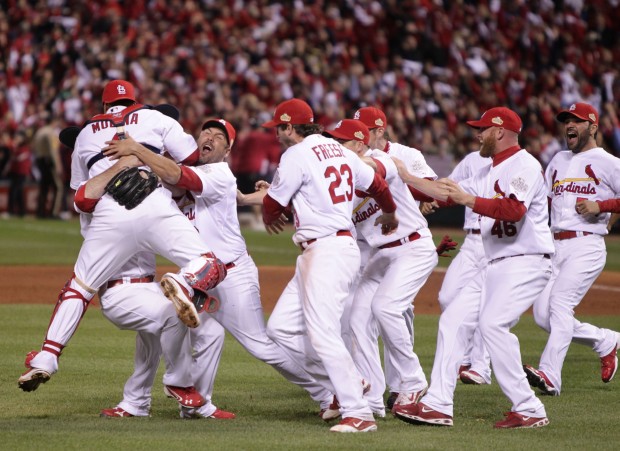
[225,262,235,270]
[378,231,421,249]
[107,275,155,289]
[466,229,481,235]
[553,231,593,240]
[299,230,352,251]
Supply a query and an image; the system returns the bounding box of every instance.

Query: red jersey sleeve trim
[597,199,620,213]
[74,184,99,213]
[180,149,200,166]
[371,158,387,179]
[366,173,396,213]
[263,194,287,224]
[176,166,203,192]
[473,196,527,221]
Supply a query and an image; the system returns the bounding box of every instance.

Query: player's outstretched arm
[83,155,142,199]
[392,157,450,201]
[102,133,182,184]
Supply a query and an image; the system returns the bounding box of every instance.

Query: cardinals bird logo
[493,180,506,198]
[584,164,600,185]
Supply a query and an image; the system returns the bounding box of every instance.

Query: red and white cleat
[100,407,135,418]
[494,411,549,429]
[330,417,377,433]
[164,385,206,408]
[393,402,453,427]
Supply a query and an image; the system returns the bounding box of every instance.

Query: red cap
[325,119,369,145]
[202,118,237,147]
[353,107,387,128]
[262,99,314,128]
[466,107,522,133]
[556,102,599,125]
[102,80,136,104]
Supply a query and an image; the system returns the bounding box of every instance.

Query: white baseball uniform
[438,151,491,382]
[349,150,437,413]
[378,141,438,394]
[112,159,333,417]
[266,134,382,421]
[532,148,620,391]
[28,104,215,376]
[422,147,554,418]
[98,252,198,416]
[180,161,332,413]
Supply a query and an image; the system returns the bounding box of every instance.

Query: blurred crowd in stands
[1,0,619,217]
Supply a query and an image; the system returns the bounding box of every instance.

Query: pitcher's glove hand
[105,167,158,210]
[436,235,458,257]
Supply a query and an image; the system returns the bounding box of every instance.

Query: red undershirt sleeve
[371,158,387,179]
[263,194,287,224]
[596,199,620,213]
[175,166,203,192]
[73,184,99,213]
[180,149,199,166]
[365,173,396,213]
[473,196,527,221]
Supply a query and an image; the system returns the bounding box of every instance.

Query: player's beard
[479,132,496,158]
[568,125,591,154]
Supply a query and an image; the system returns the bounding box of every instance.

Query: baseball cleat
[600,341,618,383]
[494,411,549,429]
[458,364,471,378]
[329,417,377,433]
[391,386,428,413]
[160,273,200,328]
[18,367,51,392]
[393,402,453,426]
[523,365,558,396]
[100,407,135,418]
[180,406,236,419]
[164,385,206,408]
[386,392,399,411]
[18,351,51,392]
[320,395,341,421]
[460,369,490,385]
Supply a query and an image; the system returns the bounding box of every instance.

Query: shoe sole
[18,369,51,392]
[161,278,200,328]
[523,366,558,396]
[495,418,549,429]
[393,411,453,427]
[330,424,377,433]
[321,408,341,421]
[460,372,487,385]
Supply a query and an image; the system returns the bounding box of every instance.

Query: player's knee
[181,253,227,293]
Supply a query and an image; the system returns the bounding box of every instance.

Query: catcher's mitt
[105,167,158,210]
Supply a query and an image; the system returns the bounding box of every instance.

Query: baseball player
[353,106,438,407]
[439,151,492,386]
[393,107,554,429]
[102,118,335,417]
[18,80,227,394]
[524,102,620,395]
[247,99,399,433]
[97,252,216,417]
[324,119,437,417]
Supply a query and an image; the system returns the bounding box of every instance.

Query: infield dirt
[1,265,618,315]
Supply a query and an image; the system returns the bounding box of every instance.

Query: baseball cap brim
[556,111,590,123]
[202,120,234,146]
[261,119,280,128]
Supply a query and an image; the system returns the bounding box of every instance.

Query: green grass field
[1,217,619,449]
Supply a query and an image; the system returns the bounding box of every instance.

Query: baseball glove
[105,167,159,210]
